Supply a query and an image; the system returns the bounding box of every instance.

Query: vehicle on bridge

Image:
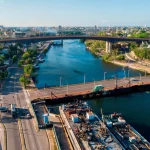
[92,85,104,92]
[130,78,139,81]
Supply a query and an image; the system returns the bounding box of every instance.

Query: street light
[139,73,141,81]
[104,72,107,80]
[60,77,62,87]
[122,67,126,78]
[92,78,95,86]
[84,74,86,84]
[128,70,131,78]
[64,80,68,95]
[60,77,68,94]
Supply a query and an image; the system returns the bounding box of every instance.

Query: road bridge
[28,75,150,102]
[0,35,149,52]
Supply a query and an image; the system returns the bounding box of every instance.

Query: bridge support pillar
[106,41,112,53]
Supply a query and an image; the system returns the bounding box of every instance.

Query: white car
[130,78,139,81]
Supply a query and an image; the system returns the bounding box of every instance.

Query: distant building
[13,32,26,38]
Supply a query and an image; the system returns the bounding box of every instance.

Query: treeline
[134,48,150,60]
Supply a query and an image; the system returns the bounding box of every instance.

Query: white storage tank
[86,111,94,120]
[71,114,79,123]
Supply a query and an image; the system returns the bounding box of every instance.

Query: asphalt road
[28,76,150,100]
[1,68,22,150]
[1,67,49,150]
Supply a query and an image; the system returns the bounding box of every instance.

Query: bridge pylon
[106,41,112,53]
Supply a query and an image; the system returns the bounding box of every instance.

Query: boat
[38,58,45,63]
[33,64,39,69]
[102,111,150,150]
[59,101,124,150]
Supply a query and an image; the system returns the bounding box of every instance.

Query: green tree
[22,52,30,60]
[0,56,4,66]
[12,55,17,63]
[9,45,18,57]
[18,60,24,67]
[19,75,30,87]
[24,64,33,77]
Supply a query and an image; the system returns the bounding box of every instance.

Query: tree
[18,60,24,67]
[12,55,17,63]
[9,45,18,57]
[19,75,30,87]
[22,52,30,60]
[0,56,4,66]
[24,64,33,77]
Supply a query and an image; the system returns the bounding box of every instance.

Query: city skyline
[0,0,150,27]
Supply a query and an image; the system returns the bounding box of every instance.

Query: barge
[59,101,125,150]
[102,111,150,150]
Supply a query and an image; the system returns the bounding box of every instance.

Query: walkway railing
[52,126,61,150]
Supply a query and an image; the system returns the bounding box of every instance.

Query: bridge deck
[0,36,149,43]
[27,76,150,101]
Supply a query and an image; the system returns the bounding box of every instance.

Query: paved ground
[28,76,150,100]
[50,114,71,150]
[1,67,49,150]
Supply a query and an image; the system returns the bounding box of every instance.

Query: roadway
[28,76,150,100]
[0,35,149,43]
[1,67,49,150]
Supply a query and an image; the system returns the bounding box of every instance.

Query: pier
[28,76,150,104]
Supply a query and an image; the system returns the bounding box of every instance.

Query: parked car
[0,106,8,112]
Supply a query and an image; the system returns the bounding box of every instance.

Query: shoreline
[85,46,150,74]
[109,60,149,74]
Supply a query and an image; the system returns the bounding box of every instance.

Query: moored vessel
[102,111,150,150]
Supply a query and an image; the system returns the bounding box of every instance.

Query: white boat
[39,58,45,63]
[33,64,39,69]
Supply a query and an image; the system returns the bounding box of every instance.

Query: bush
[116,54,125,60]
[102,53,112,62]
[43,48,48,53]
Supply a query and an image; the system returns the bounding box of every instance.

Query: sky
[0,0,150,27]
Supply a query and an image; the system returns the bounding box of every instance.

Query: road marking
[26,90,30,97]
[32,143,35,149]
[23,88,30,104]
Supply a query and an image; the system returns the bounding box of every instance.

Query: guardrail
[28,102,39,132]
[52,126,61,150]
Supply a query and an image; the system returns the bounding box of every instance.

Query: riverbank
[86,45,150,74]
[111,60,150,73]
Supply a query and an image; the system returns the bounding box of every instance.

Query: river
[35,40,143,88]
[35,40,150,142]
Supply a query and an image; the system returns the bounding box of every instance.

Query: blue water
[88,92,150,142]
[35,40,142,88]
